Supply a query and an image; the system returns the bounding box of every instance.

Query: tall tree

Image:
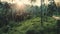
[0,2,11,28]
[47,0,57,17]
[40,0,45,34]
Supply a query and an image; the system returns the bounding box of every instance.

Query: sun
[11,0,26,10]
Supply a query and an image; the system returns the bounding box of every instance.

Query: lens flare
[9,0,26,12]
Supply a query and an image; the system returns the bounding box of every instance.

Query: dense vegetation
[0,0,60,34]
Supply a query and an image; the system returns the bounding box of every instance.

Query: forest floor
[6,17,57,34]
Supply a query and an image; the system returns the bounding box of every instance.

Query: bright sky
[1,0,60,6]
[1,0,40,6]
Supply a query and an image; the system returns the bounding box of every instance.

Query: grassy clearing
[8,17,57,34]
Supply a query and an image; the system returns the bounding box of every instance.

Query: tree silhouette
[47,0,57,17]
[0,2,11,28]
[30,0,36,6]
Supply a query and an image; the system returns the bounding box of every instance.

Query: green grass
[8,17,57,34]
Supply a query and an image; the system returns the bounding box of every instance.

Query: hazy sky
[1,0,60,6]
[1,0,40,6]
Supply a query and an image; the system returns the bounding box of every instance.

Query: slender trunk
[40,0,44,34]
